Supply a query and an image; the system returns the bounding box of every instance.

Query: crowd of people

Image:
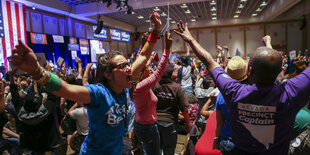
[0,11,308,155]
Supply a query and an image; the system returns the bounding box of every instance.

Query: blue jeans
[0,138,22,155]
[157,121,178,155]
[181,86,193,94]
[134,122,160,155]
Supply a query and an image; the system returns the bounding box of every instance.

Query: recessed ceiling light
[252,13,257,17]
[185,10,191,14]
[191,19,196,22]
[154,7,160,11]
[241,0,247,2]
[260,2,267,7]
[167,17,172,20]
[131,11,135,14]
[236,10,241,14]
[212,17,217,20]
[181,4,188,8]
[238,4,244,8]
[145,20,151,22]
[32,6,36,10]
[211,7,216,11]
[234,15,239,18]
[161,12,167,16]
[137,15,144,19]
[212,12,216,16]
[256,8,262,12]
[210,1,216,5]
[171,21,176,23]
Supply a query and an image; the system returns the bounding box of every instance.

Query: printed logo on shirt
[222,73,231,79]
[237,103,276,150]
[157,92,174,100]
[105,103,128,126]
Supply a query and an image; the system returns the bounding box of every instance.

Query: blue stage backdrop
[27,32,90,68]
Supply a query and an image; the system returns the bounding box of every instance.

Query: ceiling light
[234,15,239,18]
[236,10,241,14]
[191,19,196,22]
[154,7,160,11]
[161,12,167,16]
[167,17,172,20]
[210,1,216,5]
[212,12,216,16]
[252,13,257,17]
[171,21,176,23]
[260,2,267,7]
[241,0,247,2]
[212,17,217,20]
[211,7,216,11]
[32,6,36,10]
[137,15,144,19]
[181,4,188,8]
[185,10,191,14]
[238,4,244,8]
[145,20,151,22]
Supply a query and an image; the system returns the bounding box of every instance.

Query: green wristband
[43,72,62,92]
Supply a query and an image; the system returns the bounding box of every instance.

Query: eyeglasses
[112,62,131,70]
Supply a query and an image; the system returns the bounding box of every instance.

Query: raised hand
[86,63,93,70]
[150,11,161,31]
[11,40,40,75]
[75,57,82,64]
[216,45,223,51]
[174,20,194,43]
[222,45,229,51]
[165,31,172,50]
[262,35,272,49]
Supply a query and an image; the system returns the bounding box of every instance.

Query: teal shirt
[293,106,310,139]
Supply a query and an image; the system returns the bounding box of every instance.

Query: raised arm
[76,57,83,79]
[11,40,91,104]
[131,11,162,80]
[174,21,220,72]
[135,32,172,90]
[83,63,93,85]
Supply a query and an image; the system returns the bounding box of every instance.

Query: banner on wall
[52,35,64,43]
[121,31,130,42]
[110,29,121,41]
[80,39,89,55]
[93,25,108,40]
[69,37,77,44]
[68,44,80,51]
[30,33,48,44]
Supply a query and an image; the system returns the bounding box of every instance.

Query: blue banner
[93,25,107,40]
[121,31,130,42]
[110,29,121,41]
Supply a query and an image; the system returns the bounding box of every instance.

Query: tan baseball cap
[225,56,248,81]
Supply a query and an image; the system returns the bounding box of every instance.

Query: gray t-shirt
[70,107,89,135]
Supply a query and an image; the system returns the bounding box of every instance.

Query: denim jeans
[134,121,160,155]
[0,138,22,155]
[181,86,193,94]
[157,121,178,155]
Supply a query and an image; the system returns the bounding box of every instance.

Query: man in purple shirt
[174,21,310,155]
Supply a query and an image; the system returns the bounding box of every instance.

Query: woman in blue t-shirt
[10,12,162,155]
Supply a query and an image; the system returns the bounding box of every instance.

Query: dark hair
[66,74,76,84]
[96,50,124,85]
[181,56,189,66]
[161,63,174,79]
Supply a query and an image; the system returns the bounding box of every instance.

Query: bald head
[248,47,282,85]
